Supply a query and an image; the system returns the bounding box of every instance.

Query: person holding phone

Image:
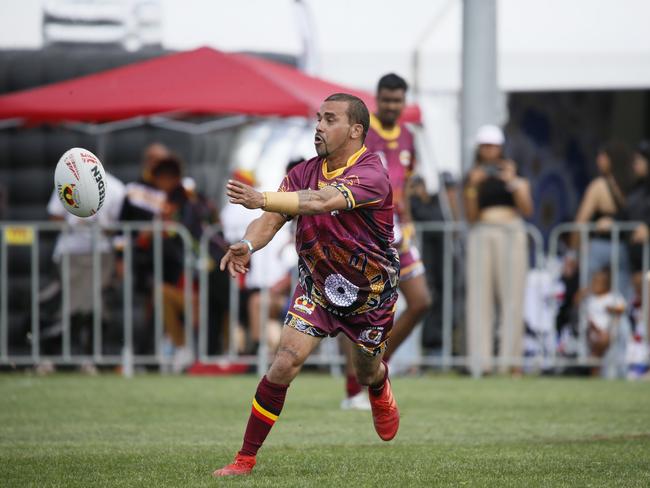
[463,125,534,375]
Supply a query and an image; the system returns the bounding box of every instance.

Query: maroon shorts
[284,284,397,356]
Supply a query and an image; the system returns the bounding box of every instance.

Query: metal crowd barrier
[1,219,647,376]
[410,221,545,377]
[0,221,194,375]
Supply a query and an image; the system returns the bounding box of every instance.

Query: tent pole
[460,0,500,174]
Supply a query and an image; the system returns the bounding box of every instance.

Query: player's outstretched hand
[227,180,265,209]
[219,241,252,278]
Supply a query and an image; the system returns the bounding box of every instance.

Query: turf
[1,373,649,487]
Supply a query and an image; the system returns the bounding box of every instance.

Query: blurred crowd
[43,142,297,373]
[463,133,650,379]
[567,140,650,378]
[46,143,218,372]
[38,119,650,380]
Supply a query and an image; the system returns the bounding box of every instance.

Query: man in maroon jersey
[213,93,400,477]
[341,73,432,410]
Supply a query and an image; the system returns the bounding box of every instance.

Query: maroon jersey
[279,146,399,316]
[365,114,416,221]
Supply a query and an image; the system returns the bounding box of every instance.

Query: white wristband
[239,239,254,254]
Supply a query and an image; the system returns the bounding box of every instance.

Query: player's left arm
[227,179,348,216]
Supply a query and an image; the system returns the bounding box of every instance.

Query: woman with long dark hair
[572,140,633,297]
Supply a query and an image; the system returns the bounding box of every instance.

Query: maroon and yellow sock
[238,375,289,457]
[369,360,389,397]
[346,373,362,398]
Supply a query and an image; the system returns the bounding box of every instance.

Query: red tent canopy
[0,47,421,124]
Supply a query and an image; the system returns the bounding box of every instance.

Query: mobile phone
[483,164,501,177]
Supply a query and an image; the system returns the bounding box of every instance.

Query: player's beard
[316,141,328,158]
[315,135,329,158]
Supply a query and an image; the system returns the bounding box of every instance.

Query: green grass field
[1,373,649,487]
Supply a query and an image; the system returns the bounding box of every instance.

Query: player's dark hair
[152,154,182,178]
[377,73,408,93]
[324,93,370,141]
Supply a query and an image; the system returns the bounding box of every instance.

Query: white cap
[475,125,505,146]
[182,176,197,192]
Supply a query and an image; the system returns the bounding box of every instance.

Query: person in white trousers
[463,125,534,376]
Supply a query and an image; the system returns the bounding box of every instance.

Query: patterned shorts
[284,284,397,357]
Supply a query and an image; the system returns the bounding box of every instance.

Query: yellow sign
[3,226,35,246]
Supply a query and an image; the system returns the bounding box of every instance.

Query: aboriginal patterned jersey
[279,146,400,316]
[364,113,416,222]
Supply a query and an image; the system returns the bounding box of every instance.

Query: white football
[54,147,107,218]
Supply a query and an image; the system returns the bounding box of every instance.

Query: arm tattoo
[297,189,317,205]
[296,189,326,214]
[296,186,341,214]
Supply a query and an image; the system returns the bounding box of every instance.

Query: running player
[213,93,401,477]
[341,73,432,410]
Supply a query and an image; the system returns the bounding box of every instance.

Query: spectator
[120,142,169,221]
[554,234,581,358]
[621,141,650,282]
[463,124,533,375]
[571,140,633,296]
[578,268,626,376]
[220,169,296,355]
[409,175,443,222]
[142,143,173,186]
[616,143,650,381]
[180,174,231,356]
[47,171,126,365]
[118,142,170,355]
[408,175,449,351]
[149,154,207,372]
